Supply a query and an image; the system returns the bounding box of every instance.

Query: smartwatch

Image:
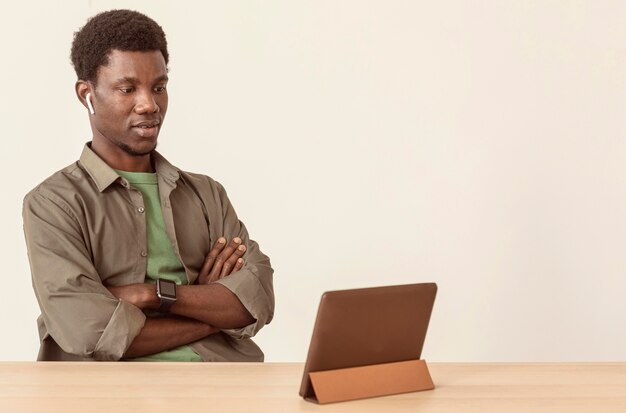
[156,278,177,313]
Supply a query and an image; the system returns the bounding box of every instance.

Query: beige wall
[1,1,625,361]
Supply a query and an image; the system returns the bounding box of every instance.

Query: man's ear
[75,80,93,113]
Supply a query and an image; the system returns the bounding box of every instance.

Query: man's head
[72,10,170,163]
[71,9,169,84]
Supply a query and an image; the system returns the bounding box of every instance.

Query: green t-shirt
[115,169,202,362]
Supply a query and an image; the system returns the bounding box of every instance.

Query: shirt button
[137,207,145,213]
[140,251,147,257]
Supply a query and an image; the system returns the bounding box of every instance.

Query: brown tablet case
[299,283,437,404]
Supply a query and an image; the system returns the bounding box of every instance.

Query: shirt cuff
[92,299,146,361]
[215,268,272,340]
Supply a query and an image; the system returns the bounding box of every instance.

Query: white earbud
[86,93,95,115]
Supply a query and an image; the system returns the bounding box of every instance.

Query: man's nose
[135,90,160,114]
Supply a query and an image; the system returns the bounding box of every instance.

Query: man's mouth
[133,120,161,128]
[132,121,160,138]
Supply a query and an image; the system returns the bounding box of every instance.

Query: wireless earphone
[86,93,95,115]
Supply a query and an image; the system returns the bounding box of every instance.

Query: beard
[93,122,160,158]
[116,139,158,156]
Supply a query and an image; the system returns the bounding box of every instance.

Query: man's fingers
[208,237,243,283]
[198,237,226,284]
[233,258,244,272]
[219,243,246,278]
[209,237,241,283]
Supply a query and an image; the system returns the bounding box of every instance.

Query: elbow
[50,335,122,361]
[240,307,256,327]
[220,304,270,341]
[223,301,255,330]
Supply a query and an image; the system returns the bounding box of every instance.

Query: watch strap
[158,296,175,313]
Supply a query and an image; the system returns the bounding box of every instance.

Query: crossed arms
[109,237,256,358]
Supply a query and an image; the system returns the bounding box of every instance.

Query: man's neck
[90,140,154,173]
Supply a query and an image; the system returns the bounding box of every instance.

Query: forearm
[110,282,254,332]
[123,316,218,359]
[170,283,255,329]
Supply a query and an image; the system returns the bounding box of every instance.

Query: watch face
[158,280,176,299]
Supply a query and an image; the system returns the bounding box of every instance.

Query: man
[22,10,274,362]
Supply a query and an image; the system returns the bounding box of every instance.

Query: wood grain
[0,362,625,412]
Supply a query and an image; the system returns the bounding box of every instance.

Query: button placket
[128,187,148,270]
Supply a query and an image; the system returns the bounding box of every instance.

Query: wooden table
[1,362,625,412]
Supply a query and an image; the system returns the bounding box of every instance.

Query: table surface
[1,362,625,412]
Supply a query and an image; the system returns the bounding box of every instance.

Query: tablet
[299,282,437,400]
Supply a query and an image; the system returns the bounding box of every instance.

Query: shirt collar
[79,142,180,193]
[152,150,181,183]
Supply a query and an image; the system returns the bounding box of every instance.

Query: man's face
[90,49,168,157]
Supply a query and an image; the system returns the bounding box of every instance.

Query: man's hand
[197,237,246,285]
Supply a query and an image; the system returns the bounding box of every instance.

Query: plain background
[1,1,625,362]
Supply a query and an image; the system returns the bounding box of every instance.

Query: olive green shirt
[22,143,274,361]
[113,169,202,362]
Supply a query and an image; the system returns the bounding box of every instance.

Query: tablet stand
[307,359,434,404]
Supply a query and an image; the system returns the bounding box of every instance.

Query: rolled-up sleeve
[23,189,146,361]
[213,182,274,340]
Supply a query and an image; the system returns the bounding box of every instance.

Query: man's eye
[119,88,133,94]
[154,86,167,93]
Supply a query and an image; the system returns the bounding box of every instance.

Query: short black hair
[70,9,169,83]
